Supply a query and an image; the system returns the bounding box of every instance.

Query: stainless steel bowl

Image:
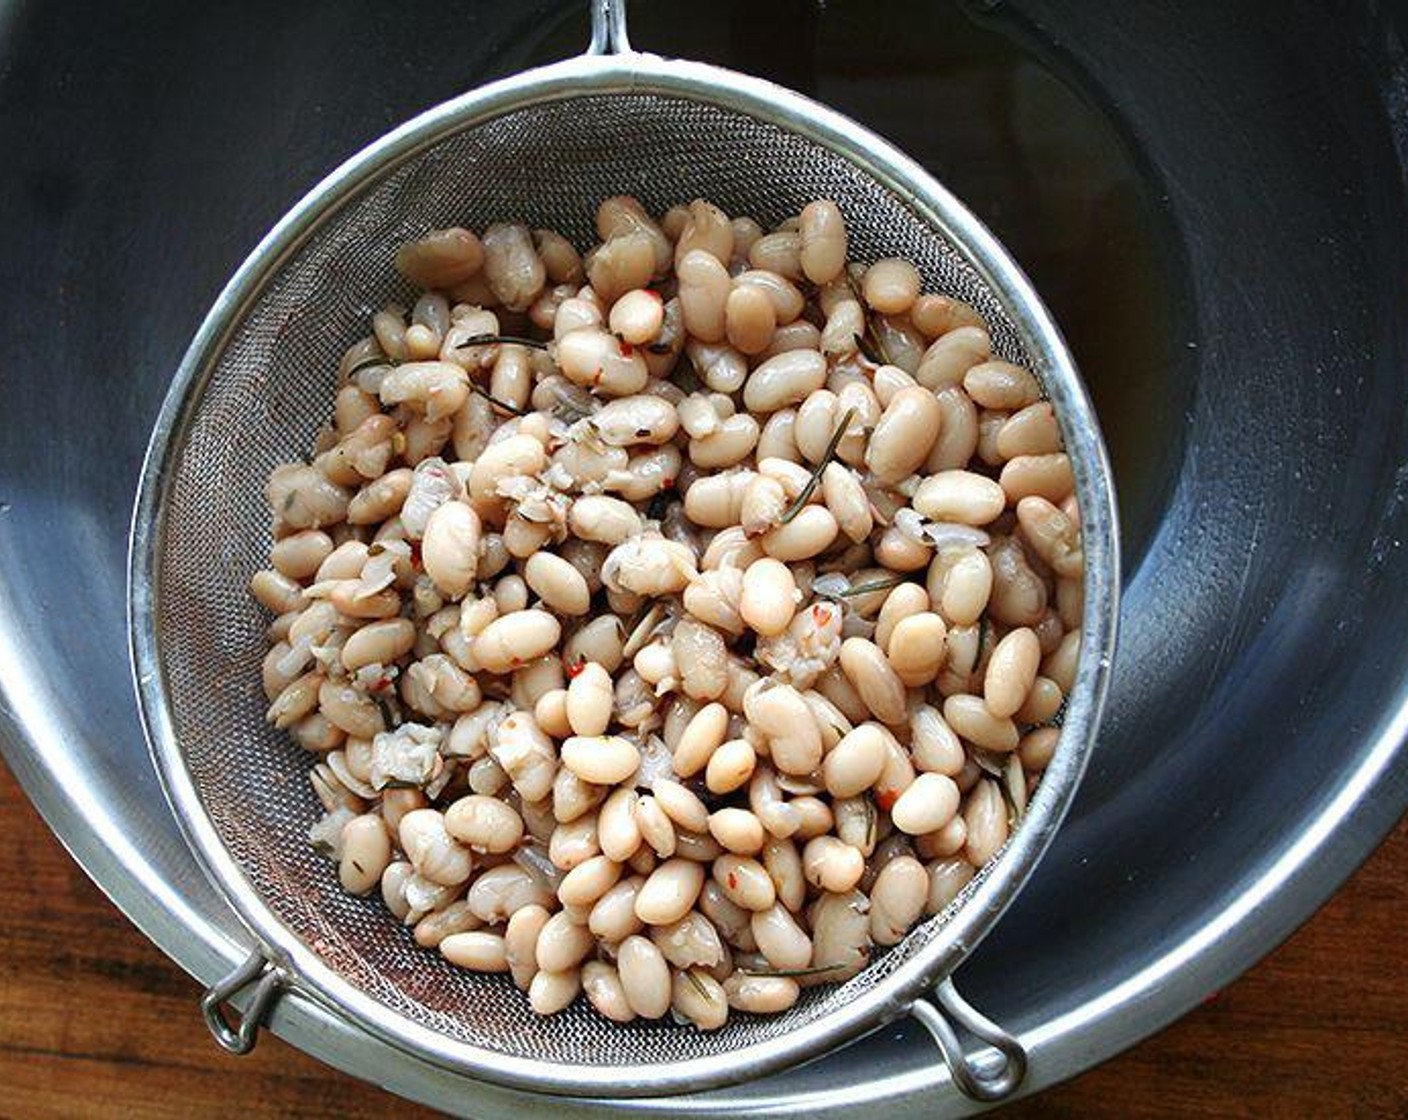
[2,1,1407,1114]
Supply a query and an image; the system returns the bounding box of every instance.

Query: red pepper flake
[874,789,899,812]
[812,604,827,625]
[618,340,635,358]
[565,656,587,678]
[726,872,738,890]
[510,656,523,668]
[661,477,675,490]
[408,541,422,569]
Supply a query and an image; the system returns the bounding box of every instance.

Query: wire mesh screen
[154,92,1036,1068]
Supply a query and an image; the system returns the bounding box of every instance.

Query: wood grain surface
[1,763,1403,1119]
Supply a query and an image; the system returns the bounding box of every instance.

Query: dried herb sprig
[455,332,552,352]
[816,573,909,601]
[779,407,856,525]
[468,381,526,417]
[740,963,848,979]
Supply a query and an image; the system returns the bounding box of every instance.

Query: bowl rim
[127,47,1120,1098]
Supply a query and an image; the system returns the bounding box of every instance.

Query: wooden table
[1,764,1403,1119]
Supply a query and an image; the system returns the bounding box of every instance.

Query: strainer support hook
[909,978,1028,1102]
[200,949,285,1055]
[587,0,632,56]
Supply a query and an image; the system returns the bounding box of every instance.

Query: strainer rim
[129,48,1119,1099]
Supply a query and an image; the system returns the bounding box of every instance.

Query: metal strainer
[129,0,1118,1105]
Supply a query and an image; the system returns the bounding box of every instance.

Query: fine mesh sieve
[129,0,1119,1104]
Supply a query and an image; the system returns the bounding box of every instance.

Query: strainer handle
[910,978,1028,1102]
[200,949,285,1055]
[587,0,633,55]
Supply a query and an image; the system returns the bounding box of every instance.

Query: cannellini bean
[598,786,643,862]
[339,815,391,894]
[617,934,672,1018]
[589,232,656,304]
[561,735,640,785]
[866,386,943,483]
[869,856,928,946]
[822,723,889,798]
[1016,675,1064,725]
[675,199,734,265]
[747,230,803,280]
[984,627,1041,718]
[809,889,871,981]
[1017,495,1084,578]
[635,794,677,857]
[636,858,706,925]
[740,557,798,637]
[395,227,485,288]
[964,779,1009,866]
[875,583,929,651]
[705,737,756,794]
[997,401,1061,458]
[926,857,977,915]
[588,875,646,941]
[677,249,731,342]
[341,618,416,671]
[1020,726,1062,771]
[724,972,799,1013]
[399,809,473,886]
[761,505,838,562]
[583,960,636,1022]
[652,779,710,833]
[762,836,806,911]
[445,794,524,853]
[799,200,847,284]
[564,660,612,737]
[885,612,948,687]
[822,462,873,542]
[529,968,582,1015]
[713,854,776,911]
[838,638,909,725]
[708,808,765,855]
[913,470,1007,525]
[910,704,965,775]
[916,327,991,390]
[965,360,1041,410]
[535,911,596,972]
[481,222,545,310]
[558,853,623,907]
[271,530,334,580]
[672,968,729,1030]
[1000,452,1074,503]
[943,693,1019,752]
[414,900,482,949]
[690,413,760,469]
[862,258,921,315]
[597,196,672,273]
[725,284,777,355]
[910,294,984,338]
[441,930,509,972]
[523,552,591,616]
[802,835,865,893]
[473,610,561,674]
[420,502,480,600]
[751,903,813,969]
[673,618,729,701]
[672,701,729,778]
[891,772,961,835]
[1043,630,1081,694]
[744,681,822,776]
[930,547,993,627]
[743,350,828,413]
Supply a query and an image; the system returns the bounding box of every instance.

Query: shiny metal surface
[128,0,1117,1096]
[2,1,1407,1116]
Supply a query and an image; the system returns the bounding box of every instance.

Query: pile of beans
[253,195,1084,1029]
